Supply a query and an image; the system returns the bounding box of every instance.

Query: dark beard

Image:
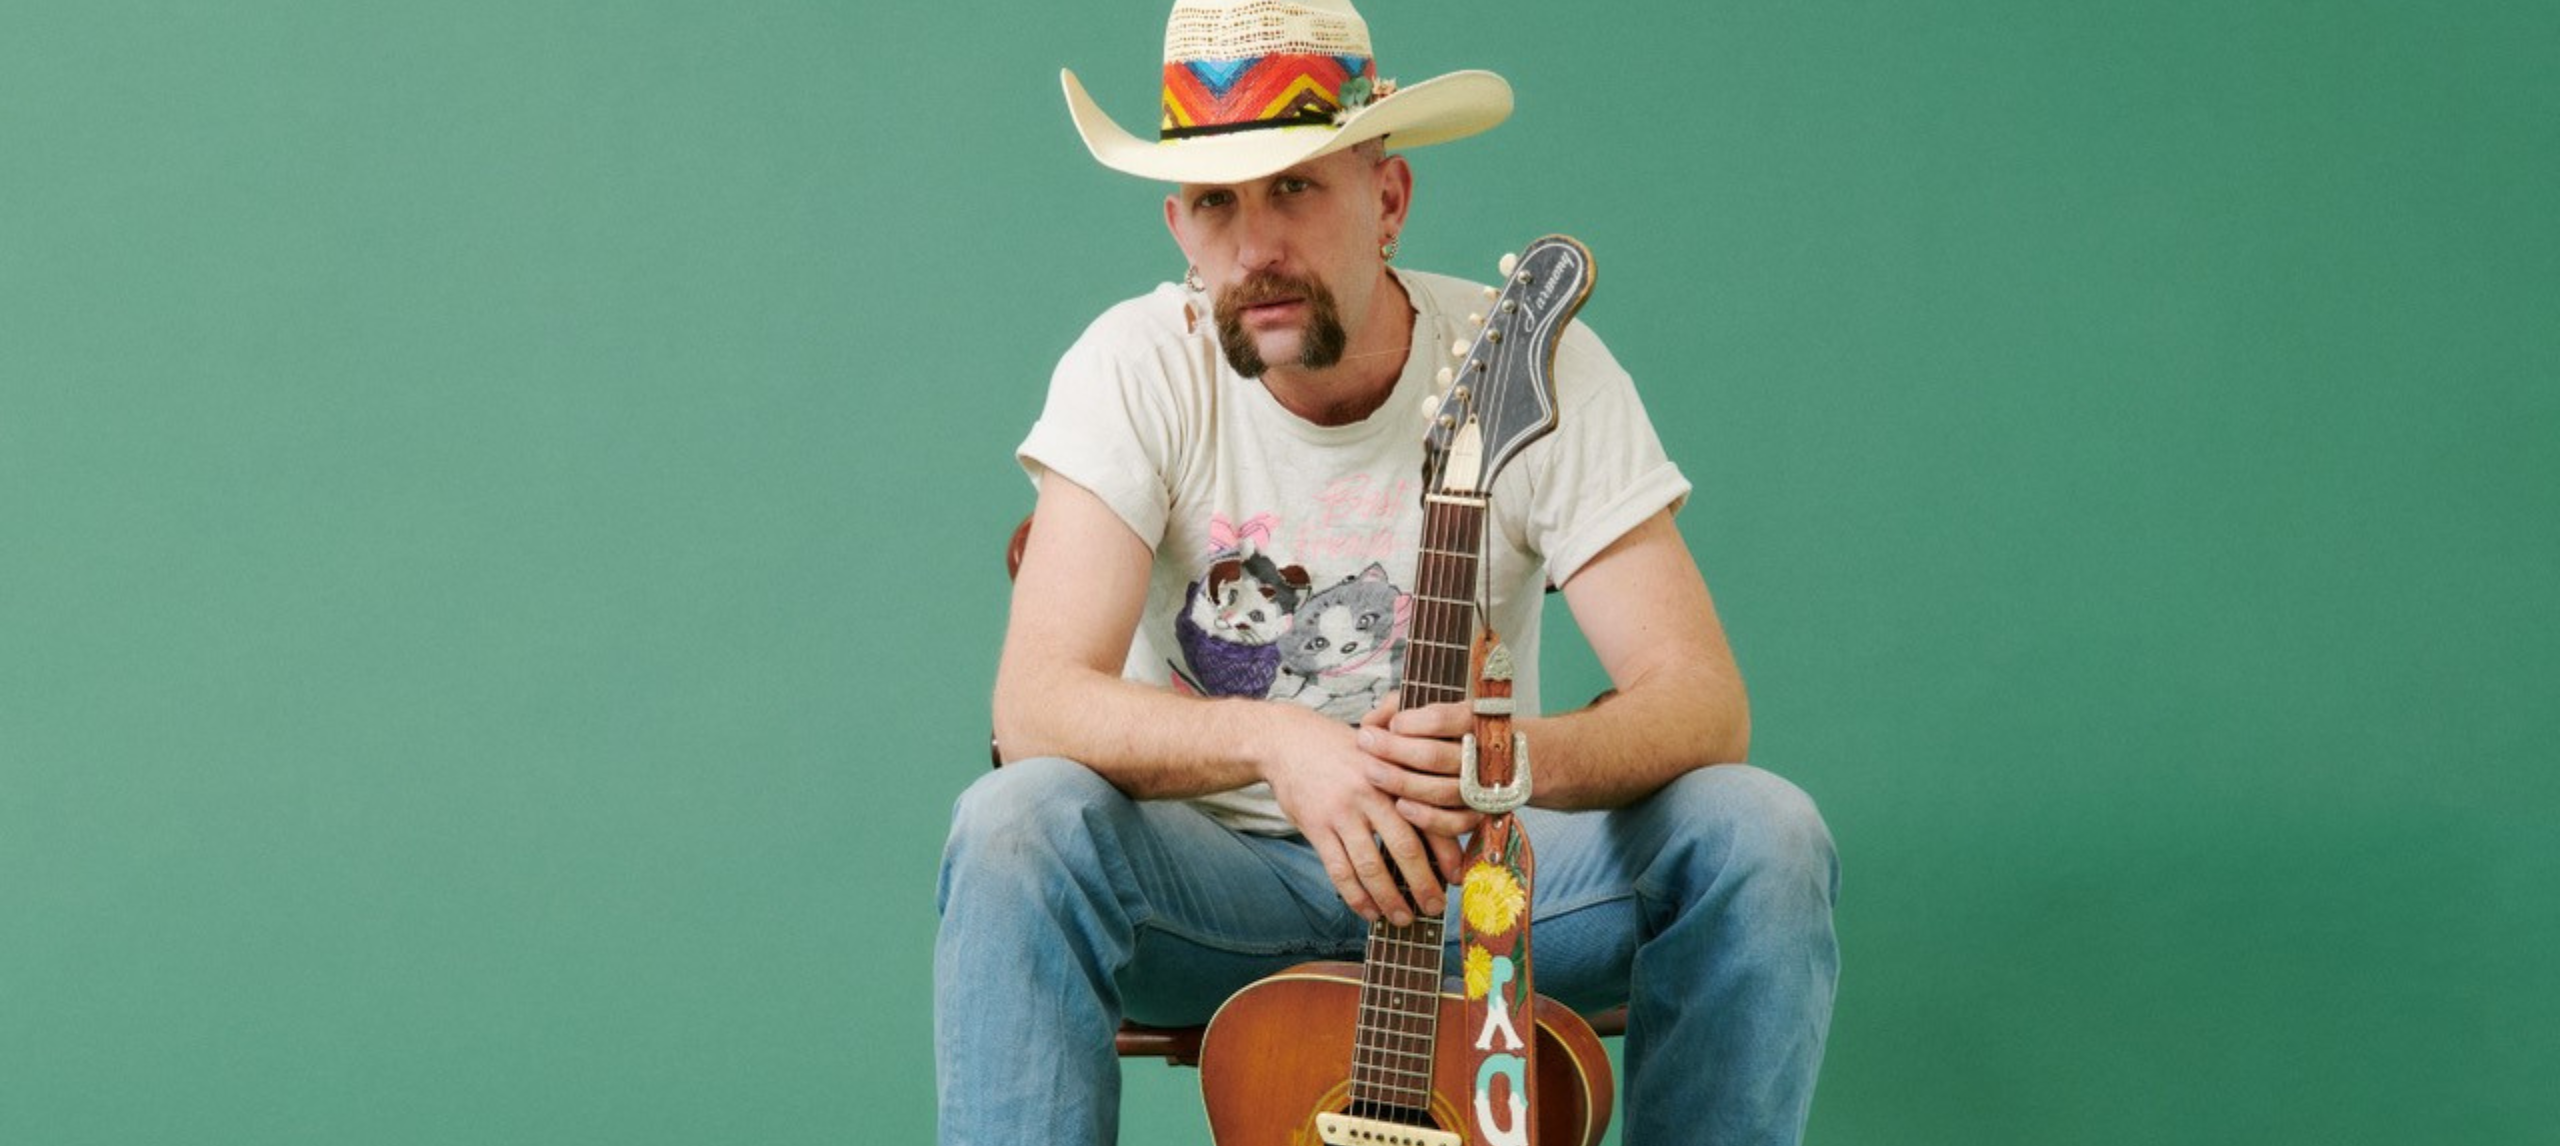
[1213,271,1348,378]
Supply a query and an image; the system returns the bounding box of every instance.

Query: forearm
[992,659,1304,800]
[1516,659,1749,810]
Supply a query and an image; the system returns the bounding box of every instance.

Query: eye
[1275,175,1313,195]
[1192,189,1235,211]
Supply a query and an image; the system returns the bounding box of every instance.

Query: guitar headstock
[1420,235,1596,497]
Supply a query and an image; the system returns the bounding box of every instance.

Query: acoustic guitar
[1199,237,1610,1146]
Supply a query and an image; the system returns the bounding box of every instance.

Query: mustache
[1217,271,1319,312]
[1210,269,1347,377]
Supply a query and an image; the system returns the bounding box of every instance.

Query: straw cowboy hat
[1062,0,1513,184]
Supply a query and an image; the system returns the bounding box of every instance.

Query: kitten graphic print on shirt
[1172,512,1412,724]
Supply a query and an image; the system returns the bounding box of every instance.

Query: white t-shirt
[1018,268,1691,833]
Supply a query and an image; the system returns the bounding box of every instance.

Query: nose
[1232,197,1288,274]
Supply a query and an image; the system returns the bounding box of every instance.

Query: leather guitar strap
[1459,627,1537,1146]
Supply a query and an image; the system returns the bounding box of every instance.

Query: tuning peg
[1451,338,1470,357]
[1481,285,1499,300]
[1467,312,1484,327]
[1498,252,1519,277]
[1419,391,1442,422]
[1436,365,1454,388]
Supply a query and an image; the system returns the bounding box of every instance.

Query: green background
[5,1,2552,1142]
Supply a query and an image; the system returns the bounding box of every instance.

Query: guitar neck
[1399,494,1487,711]
[1347,493,1486,1122]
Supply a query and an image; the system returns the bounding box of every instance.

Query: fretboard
[1346,492,1486,1123]
[1399,494,1487,710]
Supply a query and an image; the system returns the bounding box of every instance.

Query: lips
[1240,297,1307,326]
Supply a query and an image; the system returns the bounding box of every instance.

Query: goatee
[1213,271,1348,378]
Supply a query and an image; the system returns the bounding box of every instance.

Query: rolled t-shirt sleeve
[1508,321,1693,586]
[1015,301,1196,552]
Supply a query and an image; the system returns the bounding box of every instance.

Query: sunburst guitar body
[1199,961,1612,1146]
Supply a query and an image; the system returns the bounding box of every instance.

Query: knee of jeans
[1661,764,1838,896]
[940,757,1126,904]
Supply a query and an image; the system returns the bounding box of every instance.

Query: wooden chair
[998,514,1627,1064]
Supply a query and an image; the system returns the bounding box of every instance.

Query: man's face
[1166,147,1404,379]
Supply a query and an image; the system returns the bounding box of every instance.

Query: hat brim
[1062,67,1512,185]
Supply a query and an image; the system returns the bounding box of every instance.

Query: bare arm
[991,469,1264,795]
[992,473,1462,922]
[1357,508,1748,816]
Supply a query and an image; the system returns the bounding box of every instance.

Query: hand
[1258,706,1452,927]
[1356,697,1486,846]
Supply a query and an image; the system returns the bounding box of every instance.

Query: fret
[1344,1040,1434,1065]
[1351,1056,1432,1078]
[1366,930,1444,950]
[1358,989,1439,1010]
[1353,1072,1434,1089]
[1351,1020,1433,1039]
[1351,1070,1435,1091]
[1355,1025,1432,1043]
[1360,988,1440,1010]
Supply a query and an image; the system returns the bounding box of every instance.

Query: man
[936,2,1838,1142]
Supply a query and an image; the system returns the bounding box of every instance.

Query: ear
[1374,152,1413,244]
[1163,192,1194,265]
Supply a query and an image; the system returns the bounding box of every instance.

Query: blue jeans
[934,757,1839,1145]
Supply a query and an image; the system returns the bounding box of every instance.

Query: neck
[1260,269,1413,427]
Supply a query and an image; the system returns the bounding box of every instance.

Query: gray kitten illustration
[1268,562,1409,723]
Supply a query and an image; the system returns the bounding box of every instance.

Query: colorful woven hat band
[1062,0,1509,183]
[1160,52,1379,140]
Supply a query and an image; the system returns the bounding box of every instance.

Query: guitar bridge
[1315,1112,1461,1146]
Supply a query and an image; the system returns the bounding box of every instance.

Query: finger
[1370,817,1448,919]
[1397,795,1483,836]
[1426,830,1468,885]
[1312,833,1383,923]
[1360,694,1404,731]
[1396,797,1484,844]
[1342,827,1418,925]
[1365,758,1465,809]
[1388,700,1472,739]
[1358,726,1463,778]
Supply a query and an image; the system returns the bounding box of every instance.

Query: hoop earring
[1184,265,1205,292]
[1380,235,1401,261]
